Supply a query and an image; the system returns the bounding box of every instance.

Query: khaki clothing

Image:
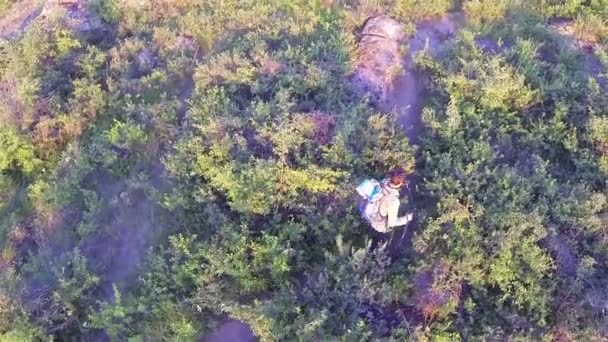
[369,183,413,233]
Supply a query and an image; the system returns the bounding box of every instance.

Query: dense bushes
[414,6,608,338]
[0,0,607,340]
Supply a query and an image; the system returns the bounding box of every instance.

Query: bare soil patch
[352,15,406,108]
[353,13,462,144]
[386,13,462,144]
[0,0,42,39]
[0,0,107,40]
[550,18,607,88]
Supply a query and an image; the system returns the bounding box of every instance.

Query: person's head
[387,168,407,189]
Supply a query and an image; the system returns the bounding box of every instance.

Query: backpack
[356,179,388,227]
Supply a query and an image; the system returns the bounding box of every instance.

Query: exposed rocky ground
[0,0,41,39]
[550,18,607,88]
[353,13,462,143]
[0,0,106,40]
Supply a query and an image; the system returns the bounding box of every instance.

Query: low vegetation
[0,0,607,340]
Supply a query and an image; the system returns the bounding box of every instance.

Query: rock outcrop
[353,13,461,143]
[352,15,407,107]
[41,0,107,38]
[0,0,42,39]
[0,0,107,40]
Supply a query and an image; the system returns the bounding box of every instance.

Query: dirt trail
[353,13,462,144]
[385,13,462,144]
[355,14,463,255]
[0,0,42,39]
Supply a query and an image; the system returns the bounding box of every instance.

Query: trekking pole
[389,181,415,252]
[400,181,414,243]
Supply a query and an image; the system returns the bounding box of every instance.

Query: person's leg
[370,228,390,250]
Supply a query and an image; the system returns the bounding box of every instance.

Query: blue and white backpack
[356,179,387,224]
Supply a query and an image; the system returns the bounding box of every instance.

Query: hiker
[356,168,413,233]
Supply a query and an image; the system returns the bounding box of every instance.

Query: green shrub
[0,128,41,181]
[393,0,454,21]
[88,285,134,339]
[464,0,513,25]
[53,29,82,58]
[89,0,121,24]
[107,120,148,151]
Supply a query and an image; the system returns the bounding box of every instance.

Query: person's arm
[386,197,413,228]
